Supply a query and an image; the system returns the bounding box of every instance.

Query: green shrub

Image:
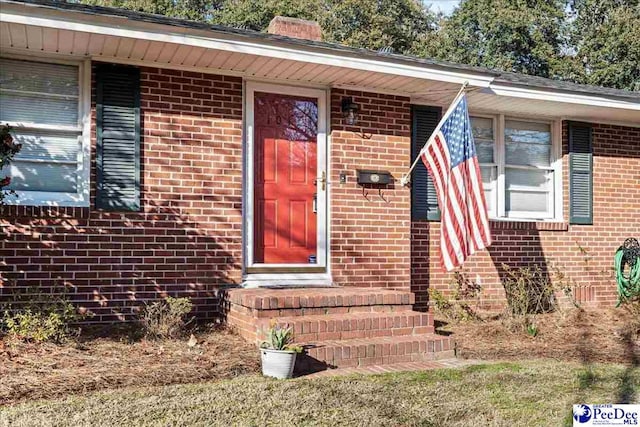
[140,297,194,339]
[429,272,481,322]
[429,288,453,314]
[1,285,82,343]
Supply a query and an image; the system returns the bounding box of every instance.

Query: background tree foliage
[210,0,321,31]
[81,0,221,21]
[211,0,436,54]
[79,0,640,91]
[319,0,435,53]
[414,0,568,79]
[570,0,640,91]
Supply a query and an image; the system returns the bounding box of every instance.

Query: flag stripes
[418,95,492,271]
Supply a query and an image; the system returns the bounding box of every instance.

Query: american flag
[419,94,492,271]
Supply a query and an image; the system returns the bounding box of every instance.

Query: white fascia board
[488,84,640,111]
[0,9,494,87]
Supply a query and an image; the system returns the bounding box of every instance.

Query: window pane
[505,120,551,144]
[506,190,549,213]
[0,93,78,126]
[471,117,493,140]
[506,168,550,213]
[0,59,79,96]
[4,162,77,193]
[505,120,551,167]
[471,117,494,163]
[476,141,494,163]
[13,130,80,162]
[0,58,82,197]
[480,166,496,214]
[506,142,551,167]
[480,165,496,184]
[506,168,550,191]
[483,188,494,210]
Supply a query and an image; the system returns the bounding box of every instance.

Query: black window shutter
[96,64,141,211]
[411,106,441,221]
[569,122,593,224]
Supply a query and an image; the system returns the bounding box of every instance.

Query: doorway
[244,82,328,279]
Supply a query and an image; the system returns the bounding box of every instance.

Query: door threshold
[245,266,326,274]
[242,272,333,288]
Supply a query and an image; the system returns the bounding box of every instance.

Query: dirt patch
[0,325,260,405]
[441,307,640,364]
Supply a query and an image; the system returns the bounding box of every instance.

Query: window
[471,116,497,217]
[471,115,561,220]
[0,57,89,206]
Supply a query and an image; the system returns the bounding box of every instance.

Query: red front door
[254,92,318,264]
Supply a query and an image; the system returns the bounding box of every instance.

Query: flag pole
[400,80,470,186]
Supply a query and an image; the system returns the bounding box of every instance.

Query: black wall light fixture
[341,97,359,126]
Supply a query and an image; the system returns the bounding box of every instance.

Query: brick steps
[228,287,414,311]
[299,333,455,370]
[225,287,455,373]
[258,311,435,342]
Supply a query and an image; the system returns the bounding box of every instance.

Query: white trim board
[488,84,640,111]
[243,273,333,288]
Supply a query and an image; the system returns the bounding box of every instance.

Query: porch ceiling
[1,1,639,126]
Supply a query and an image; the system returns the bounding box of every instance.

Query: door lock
[316,171,326,191]
[312,193,317,214]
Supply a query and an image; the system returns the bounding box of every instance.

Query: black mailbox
[356,169,392,185]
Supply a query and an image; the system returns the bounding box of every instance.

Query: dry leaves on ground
[442,307,640,364]
[0,325,260,405]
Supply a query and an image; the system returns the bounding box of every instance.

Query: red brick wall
[1,65,244,322]
[411,122,640,311]
[2,61,635,323]
[0,69,416,323]
[329,89,412,289]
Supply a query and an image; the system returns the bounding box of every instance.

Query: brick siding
[1,65,244,322]
[1,61,637,324]
[411,122,640,312]
[329,89,412,289]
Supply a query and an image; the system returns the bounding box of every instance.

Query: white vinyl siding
[0,57,89,206]
[473,114,561,221]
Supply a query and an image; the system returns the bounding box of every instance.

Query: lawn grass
[1,360,637,427]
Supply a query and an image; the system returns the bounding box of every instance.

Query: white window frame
[471,113,498,218]
[471,113,563,222]
[0,55,91,207]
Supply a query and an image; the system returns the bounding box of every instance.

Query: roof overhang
[1,0,639,125]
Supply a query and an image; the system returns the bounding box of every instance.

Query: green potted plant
[260,322,302,379]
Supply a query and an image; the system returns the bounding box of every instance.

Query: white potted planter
[260,323,302,379]
[261,348,297,379]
